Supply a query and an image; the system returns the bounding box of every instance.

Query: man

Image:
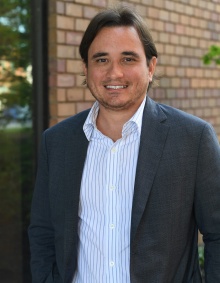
[28,6,220,283]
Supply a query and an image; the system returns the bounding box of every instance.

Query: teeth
[106,85,126,89]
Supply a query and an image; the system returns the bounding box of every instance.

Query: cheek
[128,65,147,78]
[128,69,148,84]
[88,69,105,83]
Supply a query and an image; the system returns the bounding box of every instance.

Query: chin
[100,100,136,111]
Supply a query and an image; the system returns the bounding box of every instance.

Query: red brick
[75,0,91,5]
[165,45,175,55]
[49,118,59,127]
[56,1,65,14]
[57,59,66,72]
[49,74,57,87]
[153,88,166,99]
[57,15,74,30]
[57,45,74,58]
[58,103,76,117]
[147,7,160,19]
[57,74,75,87]
[50,102,58,116]
[165,22,175,33]
[76,102,93,113]
[57,30,65,43]
[57,89,66,102]
[135,5,148,17]
[66,60,83,73]
[160,10,170,21]
[92,0,107,7]
[175,24,185,35]
[159,32,170,43]
[181,79,190,88]
[75,19,90,32]
[83,6,99,19]
[165,66,176,76]
[84,89,96,101]
[66,3,83,17]
[176,68,185,77]
[170,12,180,23]
[67,88,84,101]
[165,1,175,11]
[185,5,194,16]
[66,31,83,45]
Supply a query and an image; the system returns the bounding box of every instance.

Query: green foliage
[0,0,31,68]
[0,2,33,279]
[198,245,205,280]
[0,70,32,125]
[198,246,204,269]
[202,45,220,65]
[1,76,32,108]
[0,0,32,124]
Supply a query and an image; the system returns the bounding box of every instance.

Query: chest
[79,137,139,216]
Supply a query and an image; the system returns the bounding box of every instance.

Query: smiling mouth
[105,85,128,89]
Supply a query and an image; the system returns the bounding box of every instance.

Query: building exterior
[1,1,218,281]
[48,0,220,140]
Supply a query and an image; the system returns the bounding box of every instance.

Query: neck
[96,106,137,142]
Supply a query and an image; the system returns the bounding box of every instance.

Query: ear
[83,62,88,77]
[148,56,157,82]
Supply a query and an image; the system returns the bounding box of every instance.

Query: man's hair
[79,5,158,67]
[79,6,158,89]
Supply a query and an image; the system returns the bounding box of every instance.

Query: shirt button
[110,185,115,191]
[110,223,115,229]
[111,147,116,153]
[110,261,115,267]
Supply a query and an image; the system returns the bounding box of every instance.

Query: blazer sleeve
[194,123,220,283]
[28,132,55,283]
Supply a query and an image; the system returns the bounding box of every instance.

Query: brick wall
[48,0,220,140]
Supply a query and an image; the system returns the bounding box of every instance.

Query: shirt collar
[83,96,147,141]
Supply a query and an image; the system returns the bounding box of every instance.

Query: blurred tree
[202,45,220,65]
[0,0,32,124]
[0,0,31,68]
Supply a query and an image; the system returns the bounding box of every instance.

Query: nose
[106,62,124,79]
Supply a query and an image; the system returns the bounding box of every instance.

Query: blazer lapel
[130,97,170,242]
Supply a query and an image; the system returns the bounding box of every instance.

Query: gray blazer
[28,96,220,283]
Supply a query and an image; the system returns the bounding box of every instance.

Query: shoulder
[146,96,216,141]
[147,96,208,128]
[44,109,90,137]
[38,109,90,152]
[39,109,90,150]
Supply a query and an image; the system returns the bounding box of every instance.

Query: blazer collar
[130,96,170,243]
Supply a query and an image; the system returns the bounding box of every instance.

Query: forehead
[88,26,145,56]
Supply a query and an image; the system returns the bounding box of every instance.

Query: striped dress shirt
[73,97,146,283]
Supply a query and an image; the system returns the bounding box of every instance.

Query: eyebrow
[92,52,108,60]
[121,51,140,58]
[91,51,140,60]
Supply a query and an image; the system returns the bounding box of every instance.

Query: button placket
[106,144,119,277]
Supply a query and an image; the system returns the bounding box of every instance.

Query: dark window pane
[0,0,33,282]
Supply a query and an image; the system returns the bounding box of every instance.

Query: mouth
[105,85,128,90]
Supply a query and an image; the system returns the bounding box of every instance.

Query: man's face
[84,26,157,113]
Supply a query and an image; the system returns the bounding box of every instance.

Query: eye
[123,57,135,62]
[96,58,107,63]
